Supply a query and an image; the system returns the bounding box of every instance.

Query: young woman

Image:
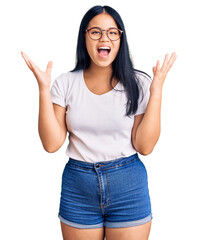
[21,5,176,240]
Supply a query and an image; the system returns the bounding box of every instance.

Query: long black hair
[71,5,150,117]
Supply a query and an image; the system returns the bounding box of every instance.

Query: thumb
[46,61,53,74]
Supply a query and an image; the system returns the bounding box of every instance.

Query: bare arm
[21,51,67,152]
[38,90,67,152]
[132,93,162,155]
[132,52,177,155]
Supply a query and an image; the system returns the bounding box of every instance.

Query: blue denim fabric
[58,153,153,229]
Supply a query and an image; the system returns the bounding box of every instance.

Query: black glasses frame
[85,27,123,41]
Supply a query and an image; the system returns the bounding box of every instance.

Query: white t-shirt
[50,69,151,163]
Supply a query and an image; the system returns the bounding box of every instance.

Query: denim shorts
[58,153,153,229]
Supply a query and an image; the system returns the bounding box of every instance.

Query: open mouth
[97,47,111,57]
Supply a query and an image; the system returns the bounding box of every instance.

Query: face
[85,13,121,69]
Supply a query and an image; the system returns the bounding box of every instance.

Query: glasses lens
[88,28,102,40]
[108,28,121,41]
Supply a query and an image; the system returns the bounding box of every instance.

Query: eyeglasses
[85,27,123,41]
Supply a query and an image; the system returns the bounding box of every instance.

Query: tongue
[98,49,109,56]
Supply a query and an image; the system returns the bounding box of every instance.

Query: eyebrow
[89,26,118,29]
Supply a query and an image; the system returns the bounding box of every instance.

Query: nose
[100,30,109,41]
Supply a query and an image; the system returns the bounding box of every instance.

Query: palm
[150,52,177,92]
[21,51,53,90]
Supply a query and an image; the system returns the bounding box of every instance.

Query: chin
[93,59,114,69]
[97,62,112,68]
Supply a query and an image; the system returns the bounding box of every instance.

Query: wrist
[39,85,50,94]
[149,87,163,98]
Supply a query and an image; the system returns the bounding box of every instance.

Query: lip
[97,45,111,58]
[97,45,111,50]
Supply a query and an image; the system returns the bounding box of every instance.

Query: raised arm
[132,52,177,155]
[21,51,67,152]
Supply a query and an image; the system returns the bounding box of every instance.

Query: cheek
[85,38,95,58]
[86,45,93,58]
[112,42,121,57]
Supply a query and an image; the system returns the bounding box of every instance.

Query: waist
[67,153,139,171]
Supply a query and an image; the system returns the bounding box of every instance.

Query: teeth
[98,47,110,50]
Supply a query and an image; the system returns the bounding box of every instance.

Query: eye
[90,29,101,35]
[109,31,117,35]
[108,29,119,35]
[92,31,100,35]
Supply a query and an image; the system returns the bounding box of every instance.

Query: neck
[86,62,113,82]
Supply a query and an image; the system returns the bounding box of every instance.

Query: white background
[1,0,198,239]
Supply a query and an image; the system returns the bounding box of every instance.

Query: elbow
[41,136,65,153]
[134,144,155,156]
[134,135,160,156]
[44,148,57,153]
[39,129,67,154]
[138,148,154,156]
[43,143,61,153]
[43,146,57,153]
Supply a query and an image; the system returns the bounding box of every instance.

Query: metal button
[95,164,100,168]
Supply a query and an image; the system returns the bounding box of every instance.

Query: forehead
[87,13,118,29]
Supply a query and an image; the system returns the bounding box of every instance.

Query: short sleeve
[134,72,152,116]
[50,73,67,108]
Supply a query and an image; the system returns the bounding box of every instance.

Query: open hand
[150,52,177,93]
[21,51,53,91]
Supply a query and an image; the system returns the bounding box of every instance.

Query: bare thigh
[105,220,152,240]
[60,221,105,240]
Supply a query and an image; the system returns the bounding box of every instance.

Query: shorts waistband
[67,153,139,171]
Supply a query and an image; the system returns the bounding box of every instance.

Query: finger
[21,51,41,72]
[21,51,33,70]
[156,60,160,72]
[21,51,34,65]
[152,66,156,74]
[23,52,40,70]
[161,53,169,72]
[166,52,177,72]
[46,61,53,74]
